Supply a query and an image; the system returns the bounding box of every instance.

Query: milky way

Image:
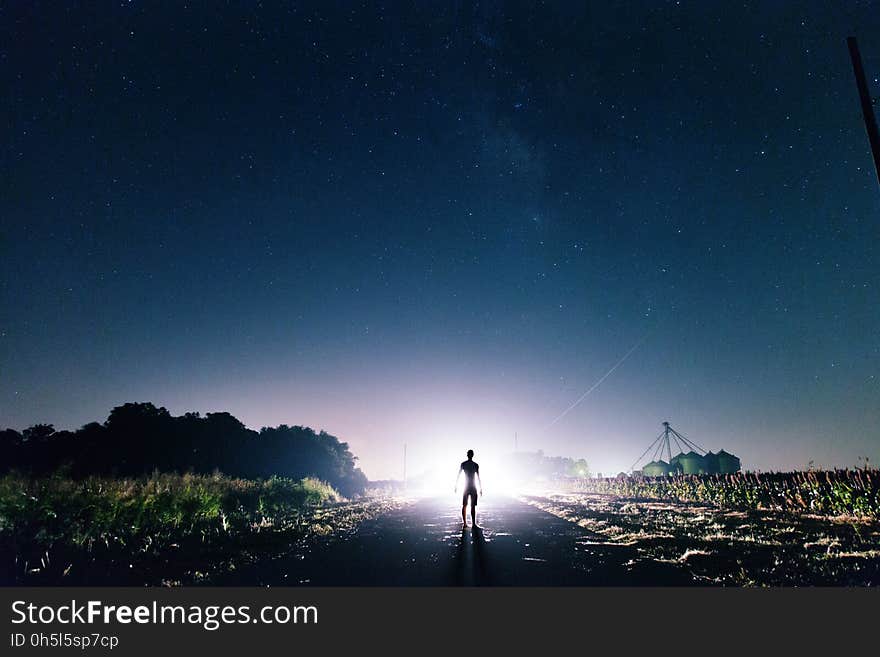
[1,2,878,478]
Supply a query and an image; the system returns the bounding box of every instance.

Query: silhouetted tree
[22,424,55,442]
[0,429,23,469]
[1,403,368,495]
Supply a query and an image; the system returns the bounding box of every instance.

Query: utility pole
[514,431,518,452]
[847,36,880,191]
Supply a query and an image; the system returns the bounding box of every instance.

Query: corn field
[564,469,880,518]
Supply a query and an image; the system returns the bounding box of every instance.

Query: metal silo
[717,449,741,474]
[642,460,671,477]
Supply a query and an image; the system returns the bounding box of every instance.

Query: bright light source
[403,439,532,498]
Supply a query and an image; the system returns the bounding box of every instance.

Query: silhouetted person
[455,449,482,528]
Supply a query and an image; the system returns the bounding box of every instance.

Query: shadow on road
[455,527,490,585]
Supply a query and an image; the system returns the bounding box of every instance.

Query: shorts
[462,487,478,507]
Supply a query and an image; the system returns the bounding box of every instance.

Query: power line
[847,37,880,191]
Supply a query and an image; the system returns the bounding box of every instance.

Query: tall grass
[0,471,343,584]
[565,469,880,518]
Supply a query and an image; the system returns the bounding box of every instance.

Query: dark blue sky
[2,1,878,478]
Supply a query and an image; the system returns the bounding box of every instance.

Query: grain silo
[674,451,706,475]
[630,422,742,476]
[717,449,741,474]
[642,460,671,477]
[703,451,720,474]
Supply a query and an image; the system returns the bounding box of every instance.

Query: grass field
[0,471,400,585]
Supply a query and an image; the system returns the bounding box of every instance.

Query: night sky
[2,2,879,479]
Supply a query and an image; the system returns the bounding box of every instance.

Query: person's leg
[461,505,467,526]
[471,503,477,528]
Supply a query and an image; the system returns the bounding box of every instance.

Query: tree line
[0,402,368,496]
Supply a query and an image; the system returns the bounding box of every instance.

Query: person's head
[466,449,474,460]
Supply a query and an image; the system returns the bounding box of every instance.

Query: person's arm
[476,469,483,496]
[454,465,462,493]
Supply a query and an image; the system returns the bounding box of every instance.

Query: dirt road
[228,495,696,585]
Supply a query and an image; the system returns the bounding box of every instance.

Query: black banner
[1,588,877,654]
